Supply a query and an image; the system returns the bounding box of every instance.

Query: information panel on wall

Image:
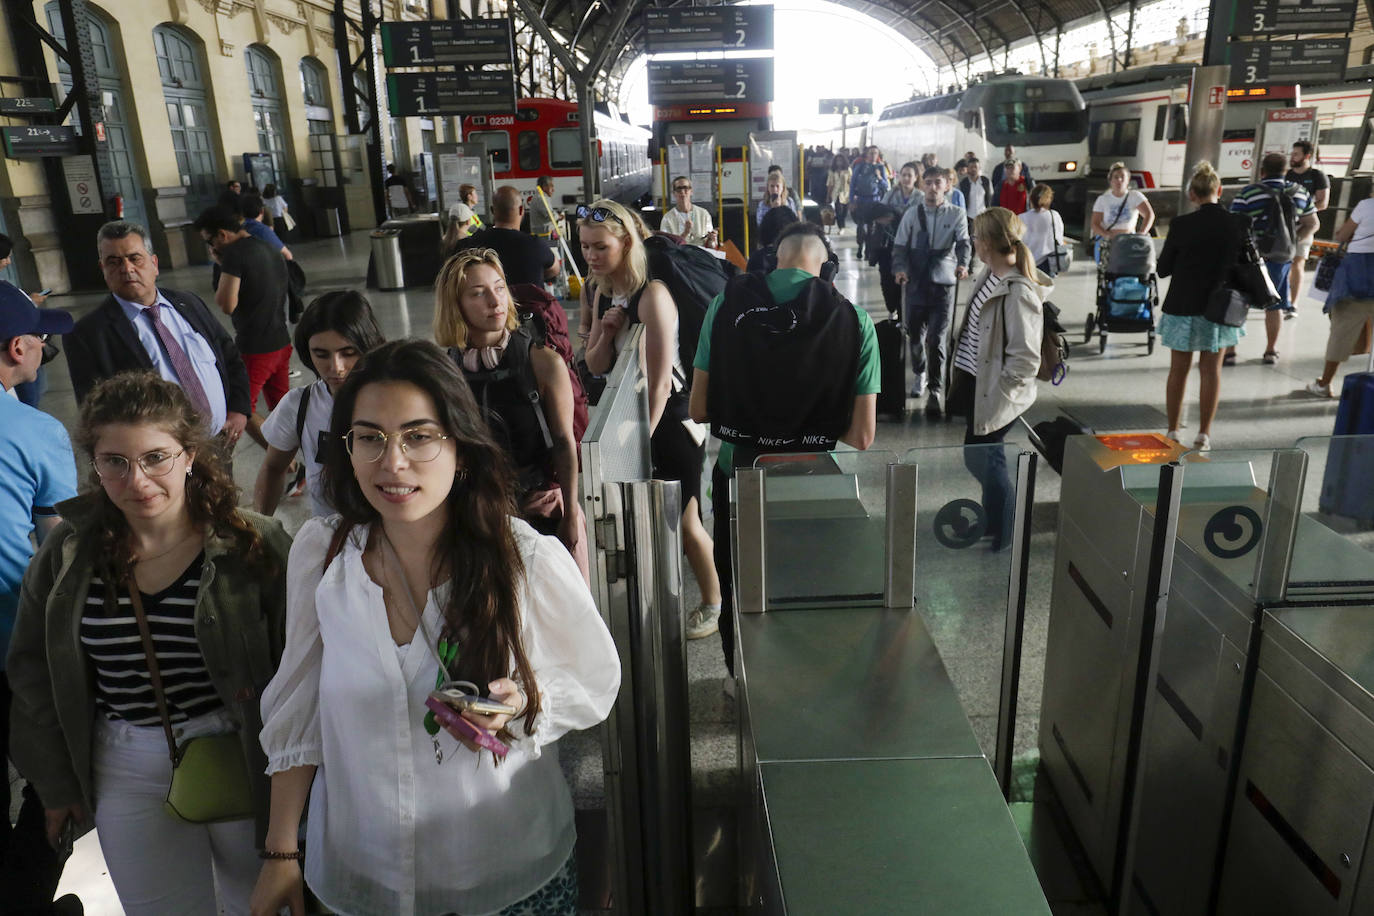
[386,71,516,116]
[1232,0,1358,35]
[0,97,55,116]
[644,6,774,53]
[648,58,774,106]
[1229,39,1349,87]
[380,19,514,67]
[2,125,78,158]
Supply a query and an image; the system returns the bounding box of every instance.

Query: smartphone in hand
[425,695,509,757]
[432,687,516,717]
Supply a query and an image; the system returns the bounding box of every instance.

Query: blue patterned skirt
[1159,312,1245,353]
[497,853,579,916]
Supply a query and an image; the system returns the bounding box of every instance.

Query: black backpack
[1254,185,1298,263]
[642,233,738,386]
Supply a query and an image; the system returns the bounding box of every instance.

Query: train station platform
[12,223,1356,914]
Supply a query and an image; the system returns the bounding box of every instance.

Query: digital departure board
[2,125,78,158]
[644,6,774,53]
[647,58,774,106]
[1232,0,1357,35]
[380,19,514,67]
[1230,39,1348,87]
[386,71,516,117]
[0,97,55,116]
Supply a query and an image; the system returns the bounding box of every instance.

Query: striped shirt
[80,555,221,725]
[1229,178,1315,235]
[955,276,998,377]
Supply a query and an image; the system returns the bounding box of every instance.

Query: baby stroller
[1085,233,1157,354]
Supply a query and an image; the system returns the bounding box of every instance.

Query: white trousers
[93,708,258,916]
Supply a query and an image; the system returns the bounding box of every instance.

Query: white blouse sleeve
[258,516,335,774]
[507,527,621,759]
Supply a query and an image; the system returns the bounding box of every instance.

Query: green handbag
[128,582,255,824]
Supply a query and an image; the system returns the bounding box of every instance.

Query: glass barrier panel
[900,443,1027,757]
[1164,447,1287,595]
[1291,435,1374,600]
[752,449,898,610]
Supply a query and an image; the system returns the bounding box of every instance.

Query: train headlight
[1060,161,1078,172]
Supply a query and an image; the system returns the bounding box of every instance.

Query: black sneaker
[924,397,943,420]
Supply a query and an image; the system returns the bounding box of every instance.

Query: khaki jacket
[6,493,291,843]
[964,268,1051,435]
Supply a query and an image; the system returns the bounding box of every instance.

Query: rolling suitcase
[1318,348,1374,526]
[1019,415,1094,475]
[876,315,906,418]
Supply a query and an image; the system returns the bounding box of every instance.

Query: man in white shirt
[660,176,718,248]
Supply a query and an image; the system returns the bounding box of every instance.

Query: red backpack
[509,282,589,448]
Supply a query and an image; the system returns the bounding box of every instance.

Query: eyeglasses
[343,426,451,463]
[92,449,185,481]
[672,185,692,192]
[575,204,622,226]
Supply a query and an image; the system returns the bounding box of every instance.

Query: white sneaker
[1166,429,1181,443]
[1193,433,1212,452]
[1305,380,1334,398]
[685,603,721,639]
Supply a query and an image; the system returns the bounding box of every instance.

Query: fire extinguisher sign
[61,154,103,215]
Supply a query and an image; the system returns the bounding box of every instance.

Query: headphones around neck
[776,222,839,283]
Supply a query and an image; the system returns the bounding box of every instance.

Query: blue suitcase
[1318,370,1374,526]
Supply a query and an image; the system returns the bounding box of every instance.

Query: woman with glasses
[8,371,291,915]
[251,339,618,916]
[433,249,587,580]
[578,199,724,639]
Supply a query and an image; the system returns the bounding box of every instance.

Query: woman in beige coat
[948,207,1050,549]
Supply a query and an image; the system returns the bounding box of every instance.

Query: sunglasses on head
[576,204,622,225]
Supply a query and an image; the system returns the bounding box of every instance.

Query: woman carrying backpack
[435,248,587,581]
[948,208,1051,550]
[579,199,723,639]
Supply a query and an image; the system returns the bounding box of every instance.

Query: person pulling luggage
[891,166,970,418]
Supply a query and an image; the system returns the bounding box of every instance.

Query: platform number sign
[380,19,514,68]
[647,58,774,106]
[1233,0,1357,35]
[819,99,873,116]
[386,71,516,116]
[644,6,774,53]
[1230,39,1348,88]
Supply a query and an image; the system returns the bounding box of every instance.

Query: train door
[245,45,292,189]
[46,2,147,229]
[154,25,220,216]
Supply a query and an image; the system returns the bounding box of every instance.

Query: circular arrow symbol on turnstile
[1203,506,1263,559]
[933,499,987,549]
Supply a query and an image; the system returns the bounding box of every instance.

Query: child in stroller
[1086,233,1158,354]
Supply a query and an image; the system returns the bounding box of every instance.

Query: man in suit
[65,220,250,446]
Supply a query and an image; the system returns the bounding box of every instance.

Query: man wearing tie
[64,221,250,445]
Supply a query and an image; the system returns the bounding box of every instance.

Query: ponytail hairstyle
[973,207,1052,286]
[1108,161,1130,181]
[1187,161,1222,201]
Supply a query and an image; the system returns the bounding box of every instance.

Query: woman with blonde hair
[949,207,1051,549]
[9,371,291,914]
[1157,161,1246,450]
[578,199,723,639]
[827,153,851,233]
[433,248,586,577]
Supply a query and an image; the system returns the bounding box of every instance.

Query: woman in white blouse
[1090,162,1155,261]
[250,339,620,916]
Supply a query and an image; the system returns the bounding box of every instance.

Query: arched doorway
[44,2,147,228]
[154,24,219,217]
[245,45,290,187]
[300,57,340,188]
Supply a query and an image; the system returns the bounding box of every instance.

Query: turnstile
[1041,433,1374,914]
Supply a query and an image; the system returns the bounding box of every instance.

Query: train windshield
[985,100,1087,146]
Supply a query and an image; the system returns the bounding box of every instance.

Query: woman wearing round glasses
[578,198,723,639]
[8,370,291,914]
[251,339,618,916]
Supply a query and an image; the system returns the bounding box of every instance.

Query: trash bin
[318,207,342,237]
[370,228,404,291]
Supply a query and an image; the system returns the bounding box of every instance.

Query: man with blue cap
[0,280,78,907]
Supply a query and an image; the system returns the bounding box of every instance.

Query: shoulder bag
[127,582,255,824]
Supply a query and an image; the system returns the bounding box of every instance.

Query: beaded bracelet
[259,849,305,861]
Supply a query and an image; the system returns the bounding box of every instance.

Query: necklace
[132,530,199,564]
[380,531,459,765]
